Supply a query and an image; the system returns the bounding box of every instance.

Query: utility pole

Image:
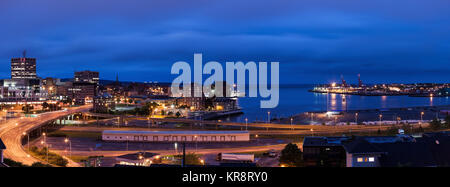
[182,142,186,167]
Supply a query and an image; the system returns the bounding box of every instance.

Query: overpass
[0,105,92,167]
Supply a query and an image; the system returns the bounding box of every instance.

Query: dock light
[331,82,336,87]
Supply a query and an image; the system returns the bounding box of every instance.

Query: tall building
[0,51,47,104]
[11,51,37,80]
[74,71,99,84]
[70,71,99,105]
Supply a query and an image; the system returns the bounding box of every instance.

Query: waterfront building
[102,130,250,142]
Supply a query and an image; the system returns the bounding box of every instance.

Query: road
[0,105,92,167]
[56,122,427,136]
[51,143,286,157]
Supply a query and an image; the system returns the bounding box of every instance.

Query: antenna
[22,50,27,58]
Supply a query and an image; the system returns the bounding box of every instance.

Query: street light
[42,132,46,143]
[245,118,248,131]
[64,138,72,159]
[290,118,293,130]
[379,114,383,128]
[40,140,49,163]
[355,113,358,124]
[420,112,424,124]
[174,143,178,155]
[310,128,314,137]
[194,135,198,153]
[267,111,271,123]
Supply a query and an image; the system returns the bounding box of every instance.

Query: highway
[0,105,92,167]
[86,112,429,132]
[51,143,287,157]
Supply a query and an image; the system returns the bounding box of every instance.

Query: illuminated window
[369,157,375,162]
[357,157,363,162]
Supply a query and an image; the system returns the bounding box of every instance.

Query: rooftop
[103,130,249,135]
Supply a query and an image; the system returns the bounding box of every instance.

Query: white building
[116,152,160,167]
[102,130,250,142]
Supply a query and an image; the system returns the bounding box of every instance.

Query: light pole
[174,142,178,155]
[42,132,46,144]
[355,113,358,124]
[41,140,49,163]
[194,135,198,153]
[310,129,314,137]
[420,112,424,124]
[267,111,271,123]
[245,118,248,131]
[290,118,293,130]
[64,138,72,159]
[379,114,383,129]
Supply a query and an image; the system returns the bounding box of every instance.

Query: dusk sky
[1,0,449,84]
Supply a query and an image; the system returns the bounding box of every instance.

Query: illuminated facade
[11,57,37,80]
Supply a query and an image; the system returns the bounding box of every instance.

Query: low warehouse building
[102,130,250,142]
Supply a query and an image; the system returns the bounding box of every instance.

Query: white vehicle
[218,153,254,163]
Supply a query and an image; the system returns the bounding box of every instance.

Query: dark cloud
[0,0,449,83]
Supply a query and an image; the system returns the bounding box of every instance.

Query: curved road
[0,105,92,167]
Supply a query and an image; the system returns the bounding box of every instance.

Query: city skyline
[1,0,450,83]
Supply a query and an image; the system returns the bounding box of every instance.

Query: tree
[430,118,442,130]
[22,105,33,114]
[31,162,52,167]
[42,102,50,110]
[444,115,450,129]
[279,143,303,167]
[3,158,28,167]
[176,111,181,118]
[177,153,202,165]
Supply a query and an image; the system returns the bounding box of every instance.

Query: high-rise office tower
[11,51,37,80]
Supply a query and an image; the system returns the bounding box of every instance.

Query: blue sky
[0,0,449,84]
